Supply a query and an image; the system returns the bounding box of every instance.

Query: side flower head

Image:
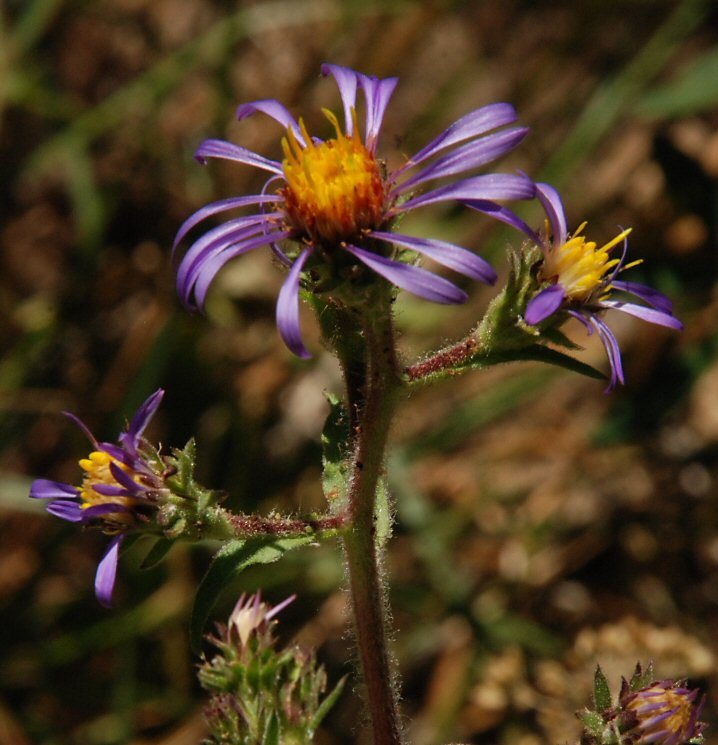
[621,679,707,745]
[524,183,683,391]
[228,591,296,649]
[174,62,536,357]
[29,390,165,606]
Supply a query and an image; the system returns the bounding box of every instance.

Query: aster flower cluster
[578,663,706,745]
[174,62,682,391]
[30,390,167,606]
[199,592,344,745]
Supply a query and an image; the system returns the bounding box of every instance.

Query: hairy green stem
[342,298,403,745]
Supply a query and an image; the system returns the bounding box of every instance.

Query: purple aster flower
[174,63,535,357]
[29,389,165,606]
[524,183,683,391]
[622,679,706,745]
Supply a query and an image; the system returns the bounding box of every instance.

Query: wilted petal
[30,479,78,500]
[236,99,305,145]
[194,139,282,175]
[62,411,98,447]
[400,103,518,172]
[95,536,122,608]
[321,63,358,135]
[525,285,566,324]
[172,194,282,255]
[610,280,674,313]
[395,173,535,214]
[395,127,528,193]
[345,244,467,304]
[370,231,497,284]
[601,300,684,330]
[536,182,567,246]
[276,249,312,359]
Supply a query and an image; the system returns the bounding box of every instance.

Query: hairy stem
[342,298,403,745]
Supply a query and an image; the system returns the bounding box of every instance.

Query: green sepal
[309,674,347,734]
[593,665,613,711]
[321,392,350,511]
[579,708,607,738]
[262,710,280,745]
[140,537,174,569]
[190,535,315,652]
[628,660,655,691]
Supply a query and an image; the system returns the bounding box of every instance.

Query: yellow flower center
[281,109,386,245]
[540,222,633,303]
[78,450,143,525]
[627,685,695,741]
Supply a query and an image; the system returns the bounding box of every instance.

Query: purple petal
[190,229,292,309]
[463,200,539,242]
[95,536,122,607]
[321,64,358,135]
[394,173,535,214]
[610,280,674,313]
[265,593,297,621]
[370,230,497,284]
[525,284,566,324]
[600,300,684,330]
[568,309,594,334]
[395,127,528,194]
[194,139,282,175]
[591,315,624,391]
[276,249,312,359]
[124,389,164,448]
[46,500,84,523]
[399,103,518,173]
[82,503,130,519]
[536,183,567,246]
[62,411,98,447]
[235,100,305,146]
[90,484,129,497]
[109,461,146,493]
[358,74,398,150]
[344,244,467,304]
[176,214,281,296]
[98,443,128,462]
[30,479,78,500]
[172,194,282,256]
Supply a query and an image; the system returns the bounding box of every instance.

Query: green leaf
[461,344,606,381]
[593,666,613,711]
[309,675,347,734]
[190,535,314,652]
[140,538,174,570]
[637,47,718,118]
[321,392,350,509]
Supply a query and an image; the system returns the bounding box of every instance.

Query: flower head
[228,591,295,648]
[622,680,706,745]
[174,63,535,357]
[524,183,683,390]
[30,390,165,606]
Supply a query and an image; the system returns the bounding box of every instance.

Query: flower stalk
[340,289,404,745]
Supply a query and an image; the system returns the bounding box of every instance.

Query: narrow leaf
[321,393,350,509]
[140,538,174,570]
[309,675,347,734]
[190,535,314,652]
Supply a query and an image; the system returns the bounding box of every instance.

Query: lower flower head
[524,183,683,391]
[174,63,535,357]
[29,389,166,606]
[623,680,706,745]
[229,591,295,648]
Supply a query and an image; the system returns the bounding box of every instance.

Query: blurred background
[1,0,718,743]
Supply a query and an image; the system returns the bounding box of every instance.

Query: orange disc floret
[281,109,386,245]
